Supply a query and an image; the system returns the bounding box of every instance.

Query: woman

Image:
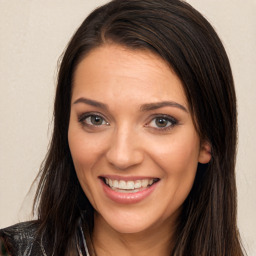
[0,0,245,255]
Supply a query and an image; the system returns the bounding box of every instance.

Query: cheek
[68,131,98,198]
[147,134,200,218]
[68,127,106,206]
[151,132,200,173]
[148,130,200,203]
[68,131,90,186]
[68,127,106,171]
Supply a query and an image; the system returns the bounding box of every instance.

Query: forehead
[72,44,188,109]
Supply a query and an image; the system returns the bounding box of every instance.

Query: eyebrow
[73,97,108,110]
[73,97,188,113]
[140,101,188,112]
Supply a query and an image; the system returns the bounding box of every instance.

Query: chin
[105,216,155,234]
[95,206,169,235]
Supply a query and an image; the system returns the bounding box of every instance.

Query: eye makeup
[145,114,179,132]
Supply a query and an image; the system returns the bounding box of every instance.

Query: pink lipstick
[100,176,159,204]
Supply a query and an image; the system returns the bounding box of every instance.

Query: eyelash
[145,114,178,131]
[78,112,109,128]
[77,113,178,131]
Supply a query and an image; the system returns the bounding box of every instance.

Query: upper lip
[99,175,159,181]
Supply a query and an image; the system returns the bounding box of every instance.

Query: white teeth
[126,181,135,190]
[119,180,126,189]
[134,180,141,189]
[141,179,149,188]
[104,178,156,190]
[113,180,119,188]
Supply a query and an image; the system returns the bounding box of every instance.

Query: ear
[198,141,211,164]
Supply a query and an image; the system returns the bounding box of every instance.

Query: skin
[68,44,211,256]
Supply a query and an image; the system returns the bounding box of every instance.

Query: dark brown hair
[34,0,244,255]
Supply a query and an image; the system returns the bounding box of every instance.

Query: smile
[100,176,160,204]
[103,178,159,193]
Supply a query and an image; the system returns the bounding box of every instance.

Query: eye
[86,115,106,126]
[78,113,109,127]
[146,115,177,130]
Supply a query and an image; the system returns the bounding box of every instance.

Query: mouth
[100,177,160,193]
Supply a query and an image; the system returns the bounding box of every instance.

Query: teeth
[134,180,141,189]
[141,179,149,188]
[104,178,156,190]
[119,180,126,189]
[127,181,135,190]
[113,180,119,188]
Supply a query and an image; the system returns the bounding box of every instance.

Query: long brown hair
[34,0,245,255]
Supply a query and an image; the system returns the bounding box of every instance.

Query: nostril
[106,149,144,170]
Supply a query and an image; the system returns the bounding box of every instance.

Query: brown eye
[155,117,170,127]
[89,115,105,125]
[146,115,177,130]
[80,114,109,126]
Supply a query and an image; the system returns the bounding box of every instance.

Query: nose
[106,128,144,170]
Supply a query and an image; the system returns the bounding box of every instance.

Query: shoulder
[0,221,44,256]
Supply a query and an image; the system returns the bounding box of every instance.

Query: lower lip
[101,179,158,204]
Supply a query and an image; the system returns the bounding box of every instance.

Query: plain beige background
[0,0,255,254]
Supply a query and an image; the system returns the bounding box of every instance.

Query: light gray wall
[0,1,255,254]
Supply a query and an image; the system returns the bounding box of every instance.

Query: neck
[92,212,177,256]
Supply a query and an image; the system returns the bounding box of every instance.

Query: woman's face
[68,44,210,234]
